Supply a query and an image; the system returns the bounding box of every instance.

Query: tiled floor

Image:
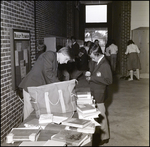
[76,74,149,146]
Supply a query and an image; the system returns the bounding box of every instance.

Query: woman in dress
[125,40,141,81]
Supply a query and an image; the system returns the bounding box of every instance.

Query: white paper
[16,42,22,51]
[23,49,28,63]
[20,66,26,79]
[15,50,19,66]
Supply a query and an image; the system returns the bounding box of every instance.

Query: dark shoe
[99,139,109,145]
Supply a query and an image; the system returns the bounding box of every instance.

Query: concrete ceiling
[79,1,112,5]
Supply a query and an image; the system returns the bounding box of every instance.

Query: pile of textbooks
[77,104,101,120]
[76,91,94,105]
[6,128,41,144]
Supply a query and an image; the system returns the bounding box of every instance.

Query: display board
[10,29,31,91]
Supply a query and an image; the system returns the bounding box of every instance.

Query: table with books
[5,91,102,146]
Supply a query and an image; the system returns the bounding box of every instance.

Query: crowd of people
[18,36,141,145]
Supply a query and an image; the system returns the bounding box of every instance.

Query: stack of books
[6,128,41,144]
[76,91,94,105]
[65,122,95,134]
[77,104,101,120]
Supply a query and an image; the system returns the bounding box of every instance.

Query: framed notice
[10,28,31,91]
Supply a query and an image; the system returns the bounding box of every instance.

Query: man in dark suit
[66,36,80,79]
[85,43,112,145]
[19,46,74,92]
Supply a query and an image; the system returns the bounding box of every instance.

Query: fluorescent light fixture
[86,5,107,23]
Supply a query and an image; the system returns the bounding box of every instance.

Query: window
[85,5,107,23]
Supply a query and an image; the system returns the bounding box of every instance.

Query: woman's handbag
[27,79,77,118]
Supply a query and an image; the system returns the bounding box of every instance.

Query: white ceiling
[79,1,112,5]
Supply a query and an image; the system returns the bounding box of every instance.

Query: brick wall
[1,1,35,143]
[35,1,75,47]
[112,1,131,76]
[66,1,75,38]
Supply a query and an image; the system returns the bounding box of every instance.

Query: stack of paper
[78,108,101,120]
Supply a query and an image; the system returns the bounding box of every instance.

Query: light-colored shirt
[108,44,118,54]
[125,44,140,54]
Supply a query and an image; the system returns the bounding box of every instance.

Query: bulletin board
[10,28,31,91]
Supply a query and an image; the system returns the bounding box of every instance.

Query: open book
[51,129,89,146]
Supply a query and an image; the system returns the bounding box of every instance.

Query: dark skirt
[127,52,141,70]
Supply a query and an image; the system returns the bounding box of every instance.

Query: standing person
[108,39,118,73]
[85,44,113,145]
[70,36,80,58]
[71,47,89,80]
[67,36,80,79]
[19,46,74,120]
[125,40,141,81]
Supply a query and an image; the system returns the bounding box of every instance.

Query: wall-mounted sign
[14,32,30,39]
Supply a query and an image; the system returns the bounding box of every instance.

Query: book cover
[77,104,96,114]
[61,118,91,128]
[51,129,88,146]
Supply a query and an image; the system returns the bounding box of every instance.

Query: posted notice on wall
[15,50,19,66]
[23,49,28,64]
[20,60,26,79]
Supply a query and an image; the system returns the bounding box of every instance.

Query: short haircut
[57,46,74,61]
[88,44,103,56]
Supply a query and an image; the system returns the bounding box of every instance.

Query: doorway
[132,27,149,74]
[85,28,108,53]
